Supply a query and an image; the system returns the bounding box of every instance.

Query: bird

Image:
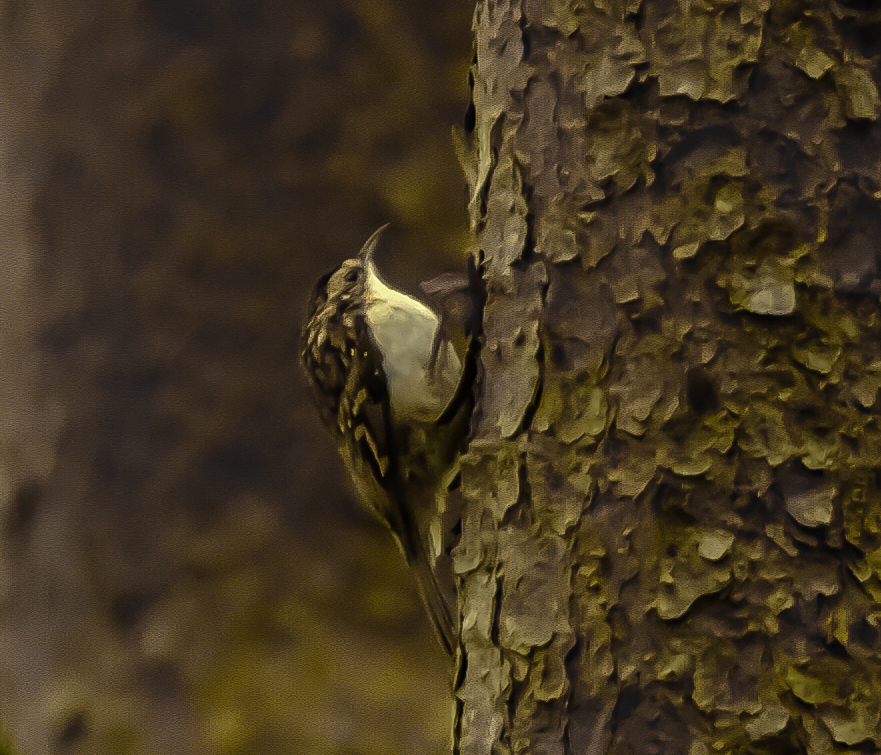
[301,225,476,654]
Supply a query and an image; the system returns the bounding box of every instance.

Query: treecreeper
[301,226,482,655]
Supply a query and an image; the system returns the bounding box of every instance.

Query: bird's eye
[344,269,360,282]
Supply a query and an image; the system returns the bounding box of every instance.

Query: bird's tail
[392,523,457,656]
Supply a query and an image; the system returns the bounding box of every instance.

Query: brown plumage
[301,229,461,654]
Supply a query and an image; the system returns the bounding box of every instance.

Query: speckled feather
[301,242,456,654]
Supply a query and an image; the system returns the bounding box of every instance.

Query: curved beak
[358,223,391,271]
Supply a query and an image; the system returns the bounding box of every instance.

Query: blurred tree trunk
[0,2,468,754]
[450,1,881,753]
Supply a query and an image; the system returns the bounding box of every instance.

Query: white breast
[365,271,461,421]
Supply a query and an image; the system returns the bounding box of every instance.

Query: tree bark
[450,1,881,753]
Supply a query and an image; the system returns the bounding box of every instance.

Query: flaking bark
[447,1,881,753]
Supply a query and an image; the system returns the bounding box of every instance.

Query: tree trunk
[450,1,881,753]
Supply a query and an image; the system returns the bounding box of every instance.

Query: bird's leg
[424,257,486,426]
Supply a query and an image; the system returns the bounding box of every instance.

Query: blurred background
[0,0,473,752]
